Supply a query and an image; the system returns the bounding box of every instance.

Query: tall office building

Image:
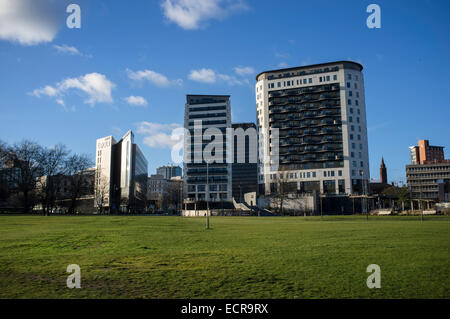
[232,122,257,202]
[157,165,182,180]
[184,95,232,206]
[409,140,445,164]
[255,61,370,195]
[95,130,148,213]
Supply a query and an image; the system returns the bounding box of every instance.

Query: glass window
[348,99,352,105]
[309,78,312,83]
[347,82,350,88]
[333,75,337,81]
[348,74,352,80]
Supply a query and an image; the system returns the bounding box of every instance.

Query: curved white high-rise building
[255,61,370,195]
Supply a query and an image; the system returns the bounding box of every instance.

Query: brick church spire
[380,157,387,184]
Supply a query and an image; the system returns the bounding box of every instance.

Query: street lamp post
[361,170,368,220]
[206,161,210,229]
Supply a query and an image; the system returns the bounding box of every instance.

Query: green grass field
[0,215,449,299]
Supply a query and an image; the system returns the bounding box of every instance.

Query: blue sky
[1,0,449,183]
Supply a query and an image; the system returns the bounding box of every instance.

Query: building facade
[255,61,370,196]
[232,122,257,203]
[147,174,168,198]
[184,95,232,206]
[95,130,148,213]
[156,165,182,180]
[406,161,450,201]
[409,140,445,164]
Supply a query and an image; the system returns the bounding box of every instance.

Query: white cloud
[189,68,250,85]
[218,74,248,86]
[54,44,79,55]
[0,0,62,45]
[32,85,58,97]
[127,68,182,87]
[188,68,216,83]
[31,72,115,106]
[136,122,182,149]
[123,96,148,107]
[234,66,254,76]
[160,0,248,30]
[53,44,92,58]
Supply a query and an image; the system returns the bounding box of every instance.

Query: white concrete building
[255,61,370,195]
[95,130,148,213]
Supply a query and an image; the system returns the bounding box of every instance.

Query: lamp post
[206,161,210,229]
[360,170,368,220]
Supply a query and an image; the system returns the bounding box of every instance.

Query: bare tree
[0,140,10,204]
[270,172,296,216]
[165,180,184,213]
[0,140,8,166]
[64,154,94,214]
[36,144,69,215]
[95,175,109,214]
[8,141,44,213]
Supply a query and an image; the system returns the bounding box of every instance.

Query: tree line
[0,140,93,215]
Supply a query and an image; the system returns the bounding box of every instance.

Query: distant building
[35,168,95,213]
[147,174,168,199]
[406,161,450,202]
[0,158,22,191]
[184,95,232,208]
[95,130,148,213]
[157,165,182,180]
[380,157,387,184]
[406,140,449,202]
[232,123,257,203]
[409,140,445,164]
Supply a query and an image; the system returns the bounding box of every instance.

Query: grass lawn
[0,215,449,299]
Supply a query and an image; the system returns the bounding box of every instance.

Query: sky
[1,0,449,183]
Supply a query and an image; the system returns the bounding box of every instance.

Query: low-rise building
[406,160,450,202]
